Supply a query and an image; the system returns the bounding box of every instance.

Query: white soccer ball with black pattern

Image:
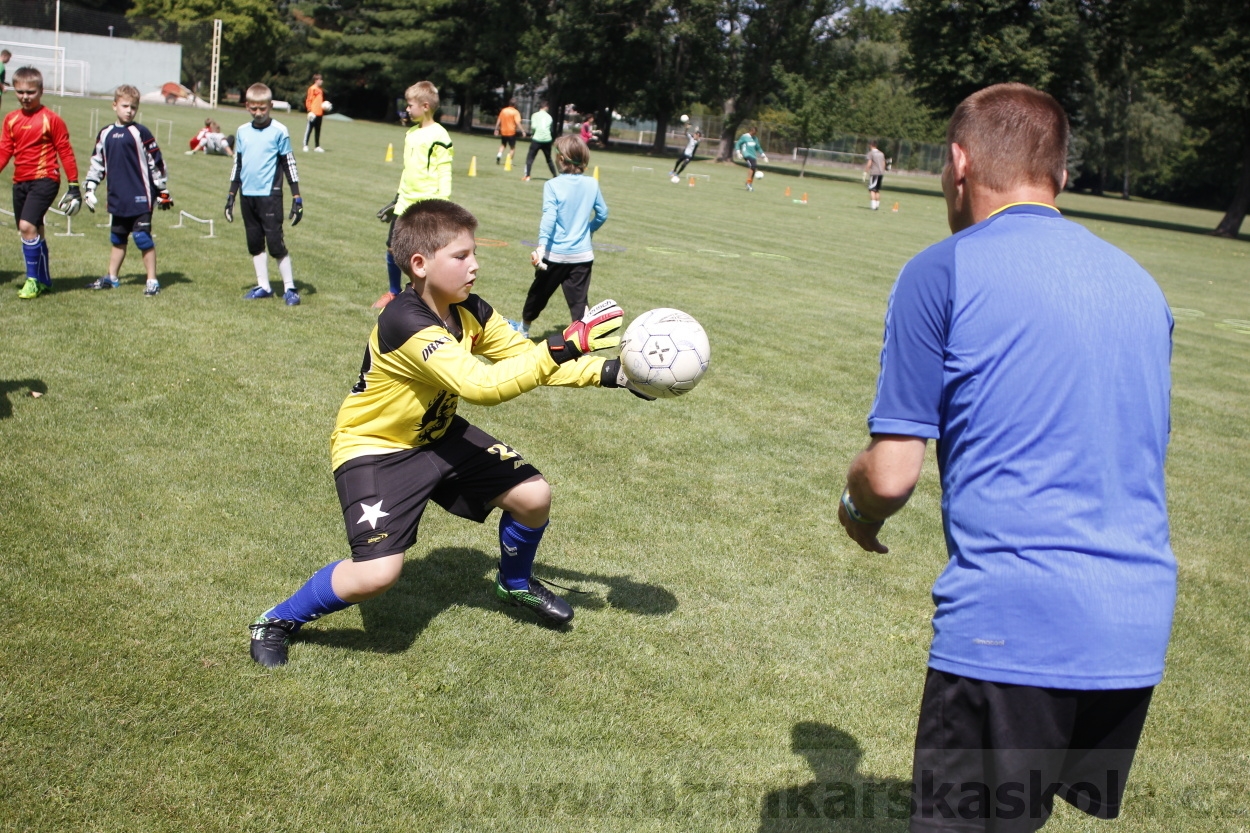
[619,308,710,398]
[322,101,333,113]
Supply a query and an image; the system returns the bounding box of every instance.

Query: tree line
[128,0,1248,236]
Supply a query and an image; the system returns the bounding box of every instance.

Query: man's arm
[839,435,927,553]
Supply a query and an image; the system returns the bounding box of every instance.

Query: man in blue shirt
[838,83,1175,832]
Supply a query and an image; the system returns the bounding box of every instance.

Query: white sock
[871,199,880,210]
[278,256,295,292]
[253,253,272,291]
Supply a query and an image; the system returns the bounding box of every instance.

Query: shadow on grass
[299,546,677,655]
[0,379,47,418]
[0,269,21,288]
[758,722,909,832]
[1058,205,1246,242]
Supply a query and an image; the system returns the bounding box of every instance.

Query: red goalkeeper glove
[547,299,623,363]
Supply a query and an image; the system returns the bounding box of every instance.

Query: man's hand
[838,491,888,554]
[84,184,98,213]
[601,358,656,400]
[156,190,174,211]
[289,196,303,226]
[376,196,397,222]
[224,192,235,222]
[547,299,623,363]
[58,183,82,216]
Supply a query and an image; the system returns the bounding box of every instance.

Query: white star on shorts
[357,499,390,529]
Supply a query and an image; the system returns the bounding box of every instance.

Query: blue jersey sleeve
[867,239,955,439]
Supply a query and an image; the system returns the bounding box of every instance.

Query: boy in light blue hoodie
[509,134,608,338]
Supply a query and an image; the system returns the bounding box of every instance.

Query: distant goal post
[792,147,868,177]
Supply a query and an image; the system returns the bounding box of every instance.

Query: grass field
[1,95,1248,833]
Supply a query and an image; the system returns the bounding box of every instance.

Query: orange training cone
[892,201,899,212]
[468,156,477,177]
[785,186,791,197]
[385,142,394,162]
[688,175,696,187]
[802,192,808,203]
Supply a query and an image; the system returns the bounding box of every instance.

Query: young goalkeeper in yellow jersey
[249,199,653,667]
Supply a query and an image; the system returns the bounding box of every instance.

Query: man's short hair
[405,81,439,109]
[114,84,140,104]
[948,83,1069,194]
[0,50,11,61]
[12,66,42,89]
[554,134,589,174]
[391,200,478,278]
[245,83,273,104]
[508,98,517,108]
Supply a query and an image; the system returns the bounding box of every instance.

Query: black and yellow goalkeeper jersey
[331,288,605,470]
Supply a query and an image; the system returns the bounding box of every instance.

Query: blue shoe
[284,288,301,306]
[86,275,119,290]
[144,280,161,296]
[243,286,273,300]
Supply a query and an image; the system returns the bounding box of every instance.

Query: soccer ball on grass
[670,175,680,184]
[619,309,710,398]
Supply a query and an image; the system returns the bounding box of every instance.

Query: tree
[128,0,288,93]
[901,0,1090,117]
[1135,0,1250,237]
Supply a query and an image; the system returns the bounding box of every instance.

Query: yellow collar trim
[989,201,1061,218]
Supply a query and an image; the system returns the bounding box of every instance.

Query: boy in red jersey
[0,67,81,299]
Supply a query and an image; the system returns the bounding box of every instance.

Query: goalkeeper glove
[547,299,623,364]
[531,249,548,270]
[601,358,656,401]
[289,196,303,226]
[58,183,82,216]
[376,196,398,222]
[224,192,235,223]
[83,183,98,213]
[156,190,174,211]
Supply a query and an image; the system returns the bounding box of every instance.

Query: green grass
[1,95,1248,832]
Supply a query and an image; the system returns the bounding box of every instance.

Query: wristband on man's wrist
[840,489,879,525]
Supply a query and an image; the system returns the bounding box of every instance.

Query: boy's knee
[500,477,552,526]
[132,230,154,251]
[110,231,128,247]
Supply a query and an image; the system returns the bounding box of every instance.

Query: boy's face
[246,99,272,127]
[14,81,41,113]
[411,230,478,307]
[406,98,430,121]
[113,97,138,125]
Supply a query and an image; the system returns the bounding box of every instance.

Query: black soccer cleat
[248,614,298,667]
[494,574,574,625]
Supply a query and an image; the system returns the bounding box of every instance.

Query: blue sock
[22,236,49,286]
[268,561,352,629]
[498,512,547,590]
[386,251,403,295]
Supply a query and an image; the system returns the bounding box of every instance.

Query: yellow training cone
[385,143,393,162]
[468,156,477,177]
[504,154,512,172]
[593,166,600,181]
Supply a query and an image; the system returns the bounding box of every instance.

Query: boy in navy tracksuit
[84,84,172,296]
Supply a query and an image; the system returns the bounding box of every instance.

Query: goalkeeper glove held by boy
[289,196,303,226]
[58,183,82,216]
[601,359,656,400]
[547,299,623,363]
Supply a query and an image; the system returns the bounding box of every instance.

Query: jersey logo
[422,335,452,361]
[415,390,458,445]
[356,499,390,529]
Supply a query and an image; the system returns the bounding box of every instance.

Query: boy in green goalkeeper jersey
[375,80,453,310]
[734,128,768,191]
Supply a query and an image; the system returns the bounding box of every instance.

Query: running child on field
[83,85,173,296]
[0,66,81,299]
[508,135,608,339]
[225,83,303,306]
[374,80,453,310]
[734,127,768,191]
[247,199,653,667]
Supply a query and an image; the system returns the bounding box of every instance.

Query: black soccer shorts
[333,416,541,561]
[240,193,287,258]
[12,178,59,228]
[911,669,1154,832]
[868,174,884,191]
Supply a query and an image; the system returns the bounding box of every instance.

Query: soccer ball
[680,114,690,123]
[670,175,680,184]
[755,170,763,179]
[619,308,710,399]
[322,101,333,113]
